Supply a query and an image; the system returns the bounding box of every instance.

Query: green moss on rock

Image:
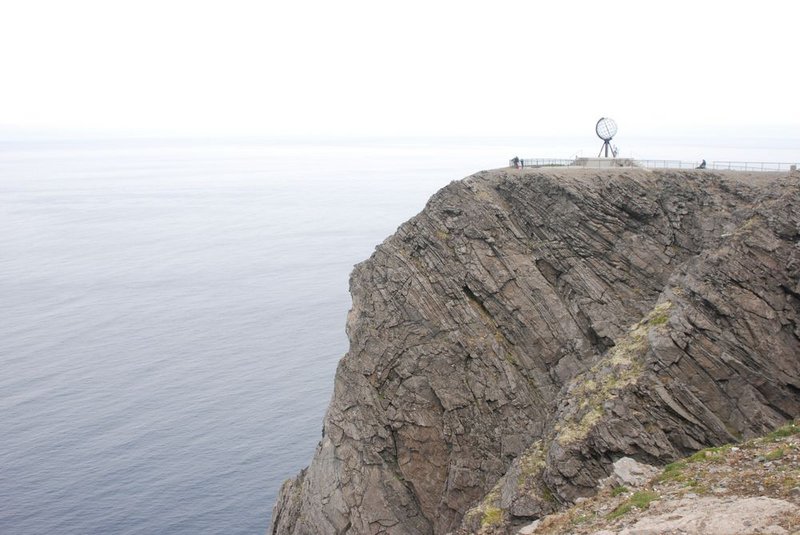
[555,301,673,445]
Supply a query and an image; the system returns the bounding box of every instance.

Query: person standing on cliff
[512,156,520,169]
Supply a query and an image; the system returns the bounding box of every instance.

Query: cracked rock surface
[269,167,800,535]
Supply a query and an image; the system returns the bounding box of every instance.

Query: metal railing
[711,161,797,172]
[509,158,798,172]
[518,158,574,168]
[635,160,700,169]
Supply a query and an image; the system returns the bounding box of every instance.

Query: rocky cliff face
[270,168,800,535]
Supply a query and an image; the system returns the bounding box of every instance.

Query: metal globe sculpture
[596,117,617,141]
[596,117,618,157]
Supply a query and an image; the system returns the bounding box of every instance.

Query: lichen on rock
[554,300,674,447]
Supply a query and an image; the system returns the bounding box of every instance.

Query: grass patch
[687,451,706,463]
[687,444,731,463]
[468,482,504,530]
[571,512,594,525]
[516,441,545,486]
[611,485,629,496]
[607,491,659,520]
[630,490,659,508]
[648,313,668,326]
[481,506,503,527]
[658,460,688,482]
[607,503,633,520]
[765,421,800,442]
[765,448,785,461]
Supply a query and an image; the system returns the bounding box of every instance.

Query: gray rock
[270,168,800,534]
[515,520,539,534]
[600,457,660,489]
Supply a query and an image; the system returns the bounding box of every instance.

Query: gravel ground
[523,421,800,535]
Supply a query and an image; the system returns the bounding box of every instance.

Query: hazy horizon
[2,129,797,167]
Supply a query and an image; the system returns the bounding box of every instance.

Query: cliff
[270,167,800,535]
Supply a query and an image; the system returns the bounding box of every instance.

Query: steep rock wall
[270,168,800,535]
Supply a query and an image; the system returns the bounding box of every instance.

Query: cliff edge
[270,167,800,535]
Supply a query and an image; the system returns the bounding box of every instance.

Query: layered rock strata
[270,168,800,535]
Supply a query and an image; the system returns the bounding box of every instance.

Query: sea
[1,134,797,534]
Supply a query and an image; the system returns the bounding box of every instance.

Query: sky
[1,0,799,139]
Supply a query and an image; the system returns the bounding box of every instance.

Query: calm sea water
[1,135,796,534]
[0,137,539,534]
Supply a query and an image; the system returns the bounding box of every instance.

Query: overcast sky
[1,0,798,138]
